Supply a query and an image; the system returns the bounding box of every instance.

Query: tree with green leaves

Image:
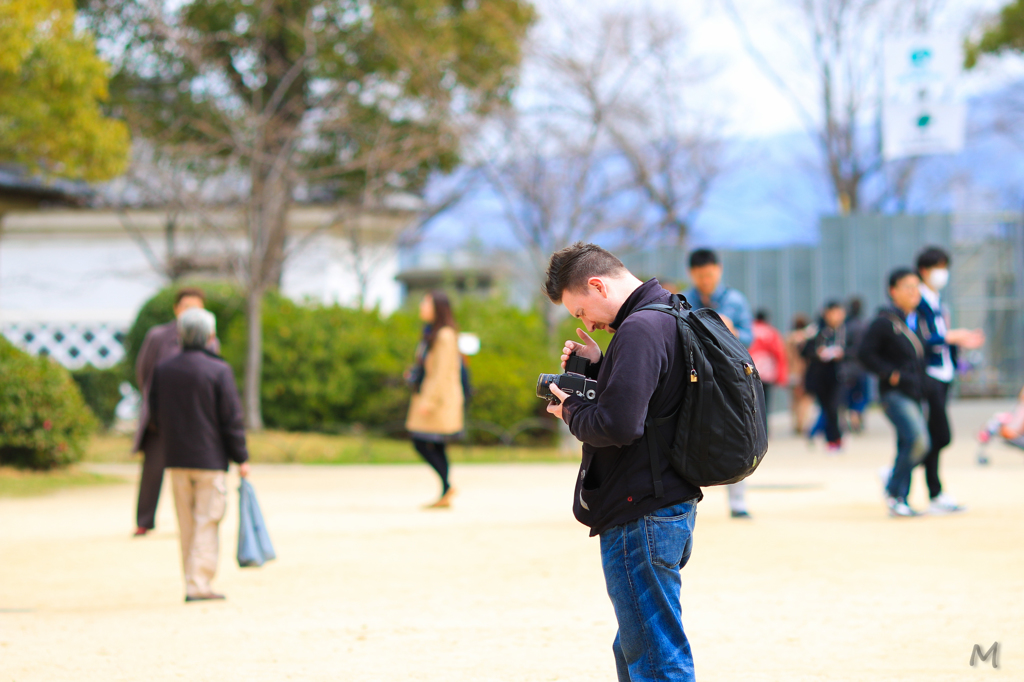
[80,0,535,428]
[0,0,129,181]
[965,0,1024,68]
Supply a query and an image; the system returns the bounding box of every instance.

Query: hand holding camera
[538,352,599,406]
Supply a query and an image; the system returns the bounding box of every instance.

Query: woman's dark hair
[792,313,809,330]
[888,267,917,290]
[755,309,769,323]
[424,290,457,348]
[916,246,950,272]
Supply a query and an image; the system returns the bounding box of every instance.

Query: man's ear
[588,277,608,298]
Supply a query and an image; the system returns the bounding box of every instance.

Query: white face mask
[928,268,950,291]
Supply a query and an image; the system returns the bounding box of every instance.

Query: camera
[537,353,598,405]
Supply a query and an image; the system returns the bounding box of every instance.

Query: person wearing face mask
[914,247,985,515]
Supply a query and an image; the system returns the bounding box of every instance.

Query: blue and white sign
[883,34,965,160]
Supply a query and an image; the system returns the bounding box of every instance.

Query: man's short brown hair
[544,242,627,303]
[174,287,206,306]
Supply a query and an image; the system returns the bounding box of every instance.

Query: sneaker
[730,510,752,519]
[928,493,966,515]
[826,441,843,455]
[887,497,919,518]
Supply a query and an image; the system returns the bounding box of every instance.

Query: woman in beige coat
[406,291,464,508]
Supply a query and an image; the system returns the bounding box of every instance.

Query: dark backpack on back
[636,294,768,493]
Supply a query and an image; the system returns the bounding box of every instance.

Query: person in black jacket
[802,301,847,452]
[149,308,249,602]
[544,242,701,682]
[914,246,984,514]
[858,268,930,518]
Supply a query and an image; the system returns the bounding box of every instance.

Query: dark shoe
[730,510,752,519]
[185,593,226,603]
[133,527,150,537]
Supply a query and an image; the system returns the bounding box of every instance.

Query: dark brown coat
[132,321,180,453]
[148,349,248,471]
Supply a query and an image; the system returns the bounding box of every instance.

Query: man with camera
[543,242,702,682]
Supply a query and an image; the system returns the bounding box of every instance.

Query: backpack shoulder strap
[633,293,691,498]
[636,293,689,315]
[882,311,925,359]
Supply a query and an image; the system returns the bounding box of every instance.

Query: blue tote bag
[237,479,276,567]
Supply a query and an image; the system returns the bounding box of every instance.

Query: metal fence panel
[621,212,1024,397]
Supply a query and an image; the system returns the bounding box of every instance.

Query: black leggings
[921,378,952,499]
[814,375,843,444]
[412,439,450,494]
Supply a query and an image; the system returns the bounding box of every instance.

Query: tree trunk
[242,155,290,431]
[244,283,265,431]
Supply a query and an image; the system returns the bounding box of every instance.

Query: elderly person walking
[406,291,464,509]
[148,308,249,602]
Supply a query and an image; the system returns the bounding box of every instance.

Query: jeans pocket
[645,505,695,569]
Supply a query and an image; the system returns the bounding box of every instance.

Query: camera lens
[536,373,559,400]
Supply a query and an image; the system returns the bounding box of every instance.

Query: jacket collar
[610,278,668,331]
[182,346,223,360]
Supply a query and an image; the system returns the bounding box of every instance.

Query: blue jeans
[881,391,930,500]
[600,500,698,682]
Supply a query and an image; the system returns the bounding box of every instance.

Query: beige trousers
[169,468,227,598]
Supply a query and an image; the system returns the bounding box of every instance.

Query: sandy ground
[2,400,1023,681]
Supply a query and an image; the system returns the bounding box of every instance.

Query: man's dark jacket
[133,320,221,453]
[148,348,249,470]
[857,307,928,401]
[561,279,702,536]
[132,321,180,453]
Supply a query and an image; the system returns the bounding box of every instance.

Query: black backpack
[636,294,768,493]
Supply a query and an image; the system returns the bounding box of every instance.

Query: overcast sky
[529,0,1024,140]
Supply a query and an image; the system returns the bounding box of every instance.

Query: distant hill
[412,82,1024,255]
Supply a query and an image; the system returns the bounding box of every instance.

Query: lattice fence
[1,322,127,369]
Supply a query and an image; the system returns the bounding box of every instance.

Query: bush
[454,296,554,434]
[127,284,605,441]
[123,280,246,387]
[220,293,421,431]
[71,364,125,429]
[0,338,97,469]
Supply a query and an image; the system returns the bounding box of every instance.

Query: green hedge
[127,284,612,439]
[123,280,246,387]
[71,365,125,430]
[220,292,422,431]
[0,338,97,469]
[222,292,562,434]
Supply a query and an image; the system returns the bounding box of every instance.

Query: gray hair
[177,308,216,349]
